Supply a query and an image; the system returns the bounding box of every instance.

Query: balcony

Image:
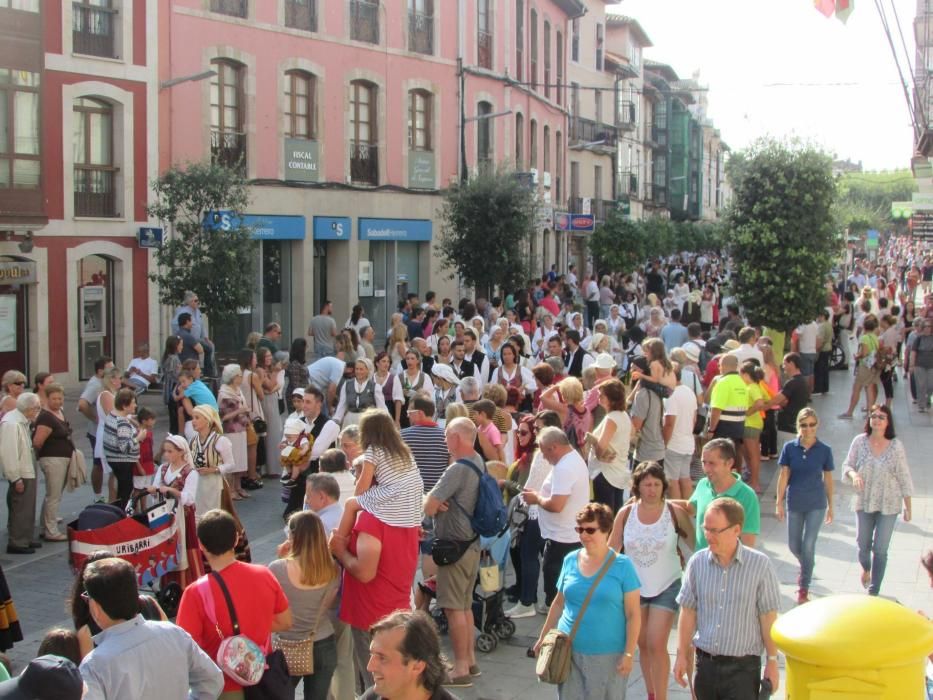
[350,0,379,44]
[569,196,616,221]
[408,10,433,54]
[284,0,317,32]
[569,117,617,152]
[74,167,117,217]
[72,3,117,58]
[210,130,246,172]
[478,30,493,69]
[617,101,636,131]
[620,171,638,196]
[350,141,378,184]
[210,0,247,17]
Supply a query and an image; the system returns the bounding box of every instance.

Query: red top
[176,561,290,692]
[339,511,420,631]
[539,295,561,317]
[138,432,155,476]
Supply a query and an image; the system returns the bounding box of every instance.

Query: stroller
[428,527,516,653]
[67,493,185,616]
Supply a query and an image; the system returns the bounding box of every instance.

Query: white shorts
[664,450,692,481]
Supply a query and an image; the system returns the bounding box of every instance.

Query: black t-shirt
[777,374,810,432]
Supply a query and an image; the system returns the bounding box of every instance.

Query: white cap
[431,363,461,386]
[593,353,617,370]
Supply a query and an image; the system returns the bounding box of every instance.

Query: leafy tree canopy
[438,167,535,296]
[147,161,257,328]
[725,138,837,331]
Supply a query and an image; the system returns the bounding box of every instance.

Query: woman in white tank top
[93,368,123,502]
[609,461,695,700]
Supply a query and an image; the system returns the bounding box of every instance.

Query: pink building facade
[160,0,583,343]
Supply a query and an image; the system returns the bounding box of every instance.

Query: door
[0,286,26,378]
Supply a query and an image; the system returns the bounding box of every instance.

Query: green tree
[438,168,535,296]
[725,139,837,331]
[587,211,647,274]
[147,161,257,329]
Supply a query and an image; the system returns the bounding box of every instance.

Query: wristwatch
[766,655,778,662]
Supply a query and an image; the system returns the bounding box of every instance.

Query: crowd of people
[0,244,930,699]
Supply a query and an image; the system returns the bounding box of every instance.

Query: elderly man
[673,497,781,698]
[81,557,223,699]
[125,343,160,395]
[171,291,215,376]
[0,392,42,553]
[304,472,344,533]
[257,321,283,355]
[521,427,590,607]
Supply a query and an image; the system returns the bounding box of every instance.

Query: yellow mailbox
[771,594,933,699]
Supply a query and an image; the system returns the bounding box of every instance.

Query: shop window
[284,70,316,140]
[73,97,118,217]
[284,0,316,32]
[210,59,246,172]
[0,68,40,192]
[408,89,432,151]
[349,80,377,184]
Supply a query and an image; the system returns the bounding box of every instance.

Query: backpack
[452,459,509,537]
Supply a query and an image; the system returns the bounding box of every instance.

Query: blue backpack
[453,459,508,537]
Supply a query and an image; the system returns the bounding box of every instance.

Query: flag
[815,0,835,17]
[836,0,854,23]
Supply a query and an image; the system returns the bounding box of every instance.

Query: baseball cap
[0,655,84,700]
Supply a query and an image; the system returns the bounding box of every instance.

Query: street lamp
[160,70,217,90]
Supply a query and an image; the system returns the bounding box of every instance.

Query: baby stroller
[428,527,516,653]
[67,493,185,616]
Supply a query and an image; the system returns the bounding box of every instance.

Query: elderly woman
[102,388,142,508]
[334,358,386,428]
[217,364,251,500]
[32,383,74,541]
[189,405,237,515]
[0,370,27,417]
[534,502,641,699]
[643,307,667,339]
[0,392,41,553]
[532,313,557,359]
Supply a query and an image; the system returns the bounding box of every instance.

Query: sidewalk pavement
[0,373,929,699]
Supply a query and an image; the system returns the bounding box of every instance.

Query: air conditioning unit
[542,171,552,188]
[582,197,592,214]
[530,168,539,184]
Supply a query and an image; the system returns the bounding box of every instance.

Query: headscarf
[192,404,224,435]
[163,434,195,470]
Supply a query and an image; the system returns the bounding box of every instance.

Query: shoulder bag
[247,372,268,436]
[272,582,332,676]
[535,552,615,685]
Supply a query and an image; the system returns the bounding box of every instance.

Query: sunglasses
[11,381,24,386]
[518,430,531,436]
[798,422,817,428]
[574,526,600,535]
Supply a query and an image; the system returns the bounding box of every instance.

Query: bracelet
[767,655,778,662]
[623,652,634,659]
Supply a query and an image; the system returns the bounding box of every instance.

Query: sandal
[231,493,243,501]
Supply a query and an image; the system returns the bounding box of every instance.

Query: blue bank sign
[204,212,306,240]
[313,216,351,240]
[358,218,432,241]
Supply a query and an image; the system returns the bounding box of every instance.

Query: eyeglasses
[11,381,24,386]
[870,413,887,420]
[702,524,735,536]
[574,526,600,535]
[798,422,817,428]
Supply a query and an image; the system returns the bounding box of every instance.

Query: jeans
[290,635,338,700]
[786,508,825,590]
[694,651,760,700]
[542,539,581,606]
[518,518,544,606]
[856,510,898,595]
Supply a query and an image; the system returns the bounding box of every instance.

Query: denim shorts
[640,577,681,612]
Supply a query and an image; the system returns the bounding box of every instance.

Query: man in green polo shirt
[686,438,760,548]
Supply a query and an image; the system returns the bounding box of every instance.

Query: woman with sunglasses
[534,503,641,700]
[0,370,27,418]
[843,404,914,596]
[504,416,541,619]
[775,407,835,604]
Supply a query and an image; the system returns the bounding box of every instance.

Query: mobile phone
[758,677,773,699]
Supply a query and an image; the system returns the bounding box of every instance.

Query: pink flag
[835,0,854,23]
[814,0,835,17]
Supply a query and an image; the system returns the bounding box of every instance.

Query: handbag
[247,373,268,436]
[535,552,615,685]
[431,537,476,566]
[271,583,332,676]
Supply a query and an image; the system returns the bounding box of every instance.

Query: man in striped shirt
[673,497,781,699]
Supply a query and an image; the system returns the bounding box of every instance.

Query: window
[210,0,247,18]
[515,0,523,82]
[0,0,39,10]
[529,9,537,90]
[210,59,246,171]
[350,0,379,44]
[595,88,602,125]
[570,160,579,202]
[408,0,433,55]
[477,0,492,69]
[284,70,315,140]
[555,129,562,202]
[594,164,602,202]
[571,18,579,62]
[349,80,377,184]
[408,89,432,151]
[477,101,493,172]
[72,0,117,58]
[543,21,551,99]
[73,97,116,217]
[543,125,550,173]
[284,0,317,32]
[529,119,537,170]
[0,69,40,191]
[595,23,604,70]
[556,31,563,105]
[514,113,523,169]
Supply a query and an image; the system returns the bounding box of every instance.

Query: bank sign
[358,218,432,241]
[284,138,320,182]
[204,212,306,240]
[554,212,595,232]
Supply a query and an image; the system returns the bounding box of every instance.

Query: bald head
[445,417,477,458]
[719,354,738,373]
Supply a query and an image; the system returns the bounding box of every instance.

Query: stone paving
[1,369,930,699]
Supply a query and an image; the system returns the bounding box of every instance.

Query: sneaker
[535,602,549,615]
[506,603,537,619]
[93,495,106,504]
[280,475,297,488]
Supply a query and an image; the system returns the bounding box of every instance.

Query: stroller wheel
[475,633,497,653]
[493,619,517,639]
[158,582,183,618]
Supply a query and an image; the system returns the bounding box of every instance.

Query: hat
[431,363,460,386]
[589,332,607,350]
[682,343,701,362]
[723,339,741,351]
[0,655,84,700]
[593,353,617,370]
[283,417,306,436]
[291,387,305,397]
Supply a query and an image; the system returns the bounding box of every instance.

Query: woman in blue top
[775,407,834,605]
[533,503,641,699]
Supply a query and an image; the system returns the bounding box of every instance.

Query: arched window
[529,9,537,90]
[408,89,432,151]
[284,69,316,140]
[477,101,493,172]
[529,119,537,170]
[210,59,246,170]
[73,97,116,217]
[515,112,524,169]
[543,21,551,99]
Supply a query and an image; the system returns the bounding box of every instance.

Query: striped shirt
[677,543,780,657]
[102,413,139,463]
[401,424,450,492]
[356,446,425,528]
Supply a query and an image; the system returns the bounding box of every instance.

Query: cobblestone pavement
[2,370,930,699]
